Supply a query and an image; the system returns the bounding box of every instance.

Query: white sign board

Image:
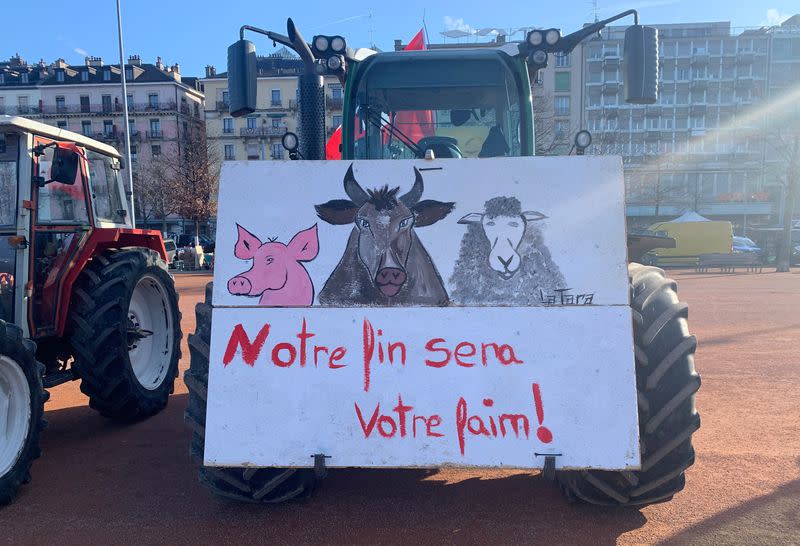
[206,157,639,470]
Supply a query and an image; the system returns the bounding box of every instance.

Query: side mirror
[49,146,80,185]
[227,39,257,117]
[623,24,658,104]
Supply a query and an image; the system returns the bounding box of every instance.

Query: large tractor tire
[0,321,47,505]
[184,282,317,502]
[556,263,701,506]
[69,249,181,421]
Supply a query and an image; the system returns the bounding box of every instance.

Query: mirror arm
[555,9,639,54]
[239,25,293,49]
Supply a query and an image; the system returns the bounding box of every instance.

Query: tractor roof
[367,46,520,64]
[0,115,121,158]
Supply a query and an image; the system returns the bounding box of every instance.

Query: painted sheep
[449,196,566,305]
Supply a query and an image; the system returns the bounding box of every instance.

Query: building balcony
[216,101,229,111]
[691,53,709,64]
[603,56,620,66]
[690,79,707,90]
[126,130,142,142]
[95,131,120,142]
[41,102,177,115]
[690,104,707,114]
[239,126,288,138]
[645,130,661,140]
[0,105,42,116]
[146,130,164,139]
[326,96,343,110]
[602,81,621,93]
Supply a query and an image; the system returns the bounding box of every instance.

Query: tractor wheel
[70,249,181,421]
[0,321,47,505]
[184,282,317,502]
[556,263,701,506]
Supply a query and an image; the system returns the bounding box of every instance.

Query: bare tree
[769,131,799,272]
[162,126,220,236]
[133,156,177,233]
[531,89,573,156]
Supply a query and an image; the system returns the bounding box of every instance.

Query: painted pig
[227,224,319,306]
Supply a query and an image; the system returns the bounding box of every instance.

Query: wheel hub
[126,274,174,390]
[0,355,32,478]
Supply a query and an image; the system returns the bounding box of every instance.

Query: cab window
[87,150,128,225]
[36,143,89,225]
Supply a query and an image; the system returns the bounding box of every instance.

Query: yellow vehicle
[649,212,733,266]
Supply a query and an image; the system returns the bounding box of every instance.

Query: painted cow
[227,224,319,306]
[449,196,566,305]
[315,164,454,305]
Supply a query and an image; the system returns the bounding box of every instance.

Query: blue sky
[4,1,797,77]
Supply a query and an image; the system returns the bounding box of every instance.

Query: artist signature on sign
[539,288,595,306]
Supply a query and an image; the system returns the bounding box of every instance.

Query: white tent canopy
[670,211,711,223]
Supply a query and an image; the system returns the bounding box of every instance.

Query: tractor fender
[52,228,167,337]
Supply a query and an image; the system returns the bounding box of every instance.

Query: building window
[331,86,343,99]
[554,96,570,116]
[271,89,281,106]
[555,53,570,67]
[128,120,136,135]
[151,144,161,157]
[0,74,5,84]
[224,144,235,160]
[57,120,67,129]
[125,67,133,80]
[0,97,4,114]
[56,96,66,113]
[554,72,571,92]
[126,93,134,111]
[271,143,283,159]
[222,91,229,106]
[148,93,159,109]
[664,118,674,129]
[130,145,138,162]
[149,119,161,137]
[103,120,114,135]
[554,120,569,139]
[103,69,111,81]
[56,70,65,82]
[21,73,29,84]
[81,70,89,82]
[332,115,343,128]
[223,118,234,134]
[102,94,112,112]
[81,120,92,136]
[80,95,90,113]
[691,115,705,129]
[246,117,257,129]
[247,143,260,160]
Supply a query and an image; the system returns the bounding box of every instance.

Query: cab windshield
[352,54,525,159]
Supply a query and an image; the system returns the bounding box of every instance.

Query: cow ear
[287,224,319,262]
[234,224,261,260]
[412,200,455,227]
[457,212,483,225]
[315,200,359,225]
[522,211,548,222]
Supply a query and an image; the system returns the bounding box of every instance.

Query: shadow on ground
[2,392,648,545]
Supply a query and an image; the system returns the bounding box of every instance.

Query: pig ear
[522,211,548,223]
[287,224,319,262]
[234,224,262,260]
[457,212,484,225]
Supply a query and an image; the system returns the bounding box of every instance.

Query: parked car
[175,234,215,254]
[732,236,762,255]
[163,238,177,268]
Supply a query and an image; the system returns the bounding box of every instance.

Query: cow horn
[343,163,369,205]
[400,167,424,206]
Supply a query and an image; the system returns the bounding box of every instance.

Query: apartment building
[201,48,341,162]
[0,53,205,183]
[580,17,800,225]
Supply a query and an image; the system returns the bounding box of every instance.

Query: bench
[696,253,763,273]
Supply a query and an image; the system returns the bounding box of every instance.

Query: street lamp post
[116,0,135,227]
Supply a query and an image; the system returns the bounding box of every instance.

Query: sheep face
[459,210,548,279]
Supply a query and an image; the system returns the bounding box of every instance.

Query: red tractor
[0,116,182,504]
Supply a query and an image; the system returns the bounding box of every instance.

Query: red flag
[326,126,342,160]
[395,28,434,145]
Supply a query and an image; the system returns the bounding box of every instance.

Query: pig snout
[227,276,252,295]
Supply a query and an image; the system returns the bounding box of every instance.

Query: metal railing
[326,96,343,110]
[240,126,288,137]
[216,101,230,111]
[146,130,164,139]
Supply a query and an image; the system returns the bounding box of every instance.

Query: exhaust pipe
[287,18,326,160]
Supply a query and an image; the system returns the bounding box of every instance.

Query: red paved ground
[1,269,799,545]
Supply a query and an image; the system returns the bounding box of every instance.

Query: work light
[545,28,561,45]
[330,36,346,53]
[313,35,329,52]
[527,30,544,46]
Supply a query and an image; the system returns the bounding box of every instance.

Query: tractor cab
[345,49,533,160]
[0,115,168,341]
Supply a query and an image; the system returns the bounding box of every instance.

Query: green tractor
[184,11,699,506]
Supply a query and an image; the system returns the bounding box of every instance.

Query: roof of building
[0,115,120,158]
[0,54,203,95]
